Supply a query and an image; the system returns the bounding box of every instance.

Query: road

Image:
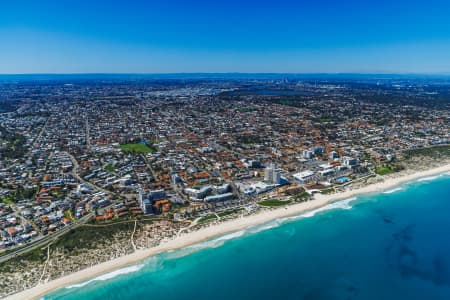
[85,116,91,148]
[141,154,157,181]
[0,151,117,263]
[35,118,49,144]
[0,213,93,264]
[64,151,114,196]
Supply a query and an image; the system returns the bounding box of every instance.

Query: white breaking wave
[189,230,246,250]
[196,231,245,248]
[417,175,441,182]
[237,197,358,236]
[300,197,356,218]
[247,219,283,234]
[65,264,145,289]
[383,187,404,194]
[166,230,248,259]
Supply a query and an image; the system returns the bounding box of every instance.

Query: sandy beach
[7,163,450,300]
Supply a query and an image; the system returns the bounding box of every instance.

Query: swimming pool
[335,176,350,183]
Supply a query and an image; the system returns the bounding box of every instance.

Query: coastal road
[0,213,93,264]
[0,150,126,263]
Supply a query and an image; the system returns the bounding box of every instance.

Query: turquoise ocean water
[46,173,450,300]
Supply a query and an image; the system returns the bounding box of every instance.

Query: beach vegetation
[403,145,450,159]
[321,188,334,195]
[293,192,312,202]
[53,222,135,254]
[0,246,48,274]
[258,199,292,207]
[22,247,47,262]
[218,209,243,218]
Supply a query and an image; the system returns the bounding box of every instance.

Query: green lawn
[105,164,116,172]
[120,143,156,154]
[64,210,75,222]
[375,165,397,176]
[1,197,14,205]
[198,214,218,223]
[258,199,292,207]
[317,116,333,123]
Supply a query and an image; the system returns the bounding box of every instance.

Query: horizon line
[1,72,450,75]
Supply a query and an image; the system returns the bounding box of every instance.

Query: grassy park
[119,143,156,154]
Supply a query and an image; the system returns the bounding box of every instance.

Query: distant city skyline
[1,0,450,74]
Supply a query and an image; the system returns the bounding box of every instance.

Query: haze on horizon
[1,0,450,74]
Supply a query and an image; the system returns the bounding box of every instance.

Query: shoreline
[7,164,450,300]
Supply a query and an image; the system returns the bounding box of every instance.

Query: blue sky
[1,0,450,73]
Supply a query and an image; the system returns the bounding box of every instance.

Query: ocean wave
[300,197,356,218]
[65,264,145,289]
[383,187,404,194]
[191,230,246,249]
[246,197,358,234]
[165,230,248,259]
[247,219,283,234]
[417,175,441,182]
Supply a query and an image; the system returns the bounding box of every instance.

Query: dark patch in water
[392,224,415,242]
[397,245,419,277]
[431,255,450,286]
[386,225,450,287]
[302,287,326,300]
[344,282,359,300]
[398,254,450,287]
[370,207,396,225]
[382,216,395,224]
[311,278,360,300]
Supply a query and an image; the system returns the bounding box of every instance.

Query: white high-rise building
[264,163,281,184]
[302,150,314,159]
[264,164,274,182]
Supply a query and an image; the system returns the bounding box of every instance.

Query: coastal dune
[7,164,450,300]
